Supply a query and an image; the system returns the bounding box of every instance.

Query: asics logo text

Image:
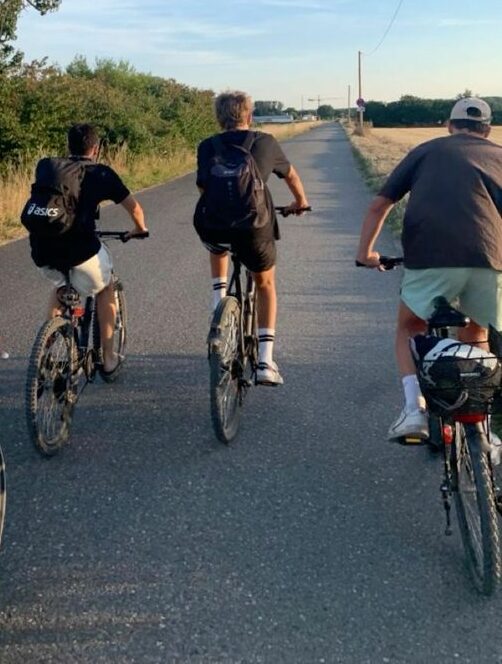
[28,205,59,217]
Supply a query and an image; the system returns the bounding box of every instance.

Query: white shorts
[40,244,113,297]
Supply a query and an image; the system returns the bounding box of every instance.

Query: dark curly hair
[68,123,99,155]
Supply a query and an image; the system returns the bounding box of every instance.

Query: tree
[253,100,284,116]
[456,89,474,99]
[284,106,299,120]
[0,0,61,72]
[317,104,335,120]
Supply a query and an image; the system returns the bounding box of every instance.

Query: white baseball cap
[449,97,492,124]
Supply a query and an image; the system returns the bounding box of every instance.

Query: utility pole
[358,50,363,132]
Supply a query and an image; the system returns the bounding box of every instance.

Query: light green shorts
[401,267,502,330]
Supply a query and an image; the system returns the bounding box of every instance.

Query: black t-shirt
[30,157,130,270]
[196,130,291,239]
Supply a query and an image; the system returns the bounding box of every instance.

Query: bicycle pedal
[398,436,427,446]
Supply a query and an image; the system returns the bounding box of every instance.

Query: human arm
[283,165,309,213]
[120,194,148,235]
[355,195,395,267]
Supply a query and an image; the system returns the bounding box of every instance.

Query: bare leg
[47,288,63,319]
[210,251,229,280]
[252,267,276,330]
[96,282,117,372]
[396,301,427,376]
[457,320,489,350]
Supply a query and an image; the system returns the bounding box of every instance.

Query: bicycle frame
[226,252,258,379]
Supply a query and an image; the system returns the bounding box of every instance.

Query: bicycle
[25,230,148,456]
[208,205,311,443]
[415,295,502,595]
[357,255,502,595]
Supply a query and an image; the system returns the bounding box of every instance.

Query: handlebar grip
[275,206,312,217]
[355,256,403,270]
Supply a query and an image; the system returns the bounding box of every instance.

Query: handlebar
[274,206,312,217]
[355,255,403,271]
[96,230,149,243]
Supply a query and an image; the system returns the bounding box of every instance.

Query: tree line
[362,95,502,127]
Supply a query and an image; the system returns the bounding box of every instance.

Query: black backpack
[21,157,87,236]
[194,133,270,235]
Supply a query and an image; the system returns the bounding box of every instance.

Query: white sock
[212,278,227,310]
[258,328,275,366]
[402,374,426,411]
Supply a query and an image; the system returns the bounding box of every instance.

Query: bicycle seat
[428,296,470,329]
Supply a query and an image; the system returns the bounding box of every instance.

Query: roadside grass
[0,121,318,245]
[344,123,407,234]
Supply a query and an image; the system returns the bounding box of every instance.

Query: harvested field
[256,120,319,140]
[349,125,502,182]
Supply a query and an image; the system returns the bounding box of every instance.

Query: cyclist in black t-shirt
[195,91,309,385]
[31,124,148,379]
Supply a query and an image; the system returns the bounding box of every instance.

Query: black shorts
[200,231,276,273]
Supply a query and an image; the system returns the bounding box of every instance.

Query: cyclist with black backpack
[22,123,148,380]
[194,91,309,385]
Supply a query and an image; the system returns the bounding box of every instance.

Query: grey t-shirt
[379,133,502,269]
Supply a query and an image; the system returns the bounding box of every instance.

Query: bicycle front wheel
[208,297,242,443]
[453,422,501,595]
[26,317,74,456]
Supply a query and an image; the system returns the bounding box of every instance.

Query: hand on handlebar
[275,203,312,217]
[284,201,310,216]
[355,251,382,269]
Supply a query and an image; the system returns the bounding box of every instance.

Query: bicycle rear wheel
[453,422,501,595]
[208,296,242,443]
[26,317,75,456]
[0,443,6,548]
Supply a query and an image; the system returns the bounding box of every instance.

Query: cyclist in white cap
[356,97,502,441]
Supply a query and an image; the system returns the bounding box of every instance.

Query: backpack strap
[211,131,256,157]
[211,134,226,157]
[241,131,256,153]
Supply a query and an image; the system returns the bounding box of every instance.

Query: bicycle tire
[0,443,6,548]
[92,276,127,365]
[209,296,242,443]
[26,317,74,456]
[453,422,501,595]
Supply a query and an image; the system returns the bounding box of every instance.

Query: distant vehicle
[300,113,318,121]
[253,114,294,124]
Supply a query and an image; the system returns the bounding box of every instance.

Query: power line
[363,0,405,56]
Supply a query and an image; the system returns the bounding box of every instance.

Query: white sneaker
[489,432,502,466]
[388,407,429,441]
[0,351,8,360]
[256,361,284,386]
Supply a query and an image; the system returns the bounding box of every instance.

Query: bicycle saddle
[428,296,470,329]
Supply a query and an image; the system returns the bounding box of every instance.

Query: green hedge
[0,57,218,171]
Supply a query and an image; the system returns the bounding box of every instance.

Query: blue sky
[16,0,502,108]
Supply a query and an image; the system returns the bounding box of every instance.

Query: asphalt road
[1,123,502,663]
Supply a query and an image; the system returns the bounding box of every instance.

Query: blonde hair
[214,91,253,130]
